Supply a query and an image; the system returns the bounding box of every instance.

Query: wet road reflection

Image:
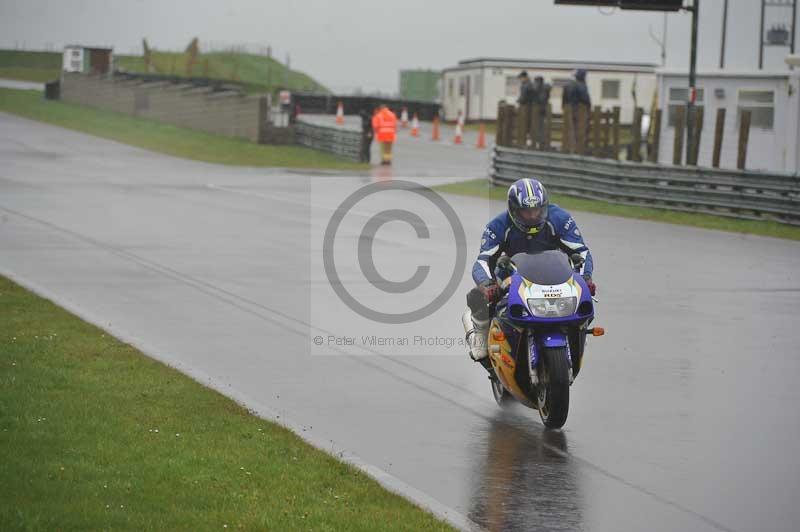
[468,410,583,532]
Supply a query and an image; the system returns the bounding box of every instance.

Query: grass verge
[434,178,800,241]
[0,88,365,170]
[0,275,453,531]
[0,67,59,83]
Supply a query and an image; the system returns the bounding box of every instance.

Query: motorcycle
[467,250,604,429]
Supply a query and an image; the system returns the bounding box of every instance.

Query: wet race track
[2,112,800,531]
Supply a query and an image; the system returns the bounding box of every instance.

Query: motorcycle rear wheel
[537,347,570,428]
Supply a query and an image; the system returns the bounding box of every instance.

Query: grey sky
[1,0,797,93]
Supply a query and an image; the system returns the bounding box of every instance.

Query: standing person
[531,75,552,148]
[359,107,374,163]
[517,71,535,106]
[517,71,535,146]
[561,69,591,152]
[371,104,397,165]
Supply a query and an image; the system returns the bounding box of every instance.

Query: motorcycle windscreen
[510,250,573,286]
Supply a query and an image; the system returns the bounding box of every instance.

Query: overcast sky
[1,0,797,93]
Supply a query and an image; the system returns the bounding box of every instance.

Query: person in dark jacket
[516,71,536,146]
[517,71,535,106]
[532,75,551,105]
[359,108,374,163]
[562,69,591,151]
[531,76,551,147]
[562,69,591,108]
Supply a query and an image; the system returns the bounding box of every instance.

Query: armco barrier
[294,121,361,161]
[491,146,800,225]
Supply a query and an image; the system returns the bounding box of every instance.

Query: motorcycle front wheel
[536,347,570,428]
[491,376,512,406]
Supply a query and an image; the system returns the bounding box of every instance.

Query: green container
[399,70,440,103]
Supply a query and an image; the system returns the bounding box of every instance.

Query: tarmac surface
[0,79,45,91]
[2,111,800,531]
[299,113,490,179]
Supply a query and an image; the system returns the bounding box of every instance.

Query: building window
[459,77,466,96]
[448,78,454,98]
[601,79,620,99]
[667,87,705,127]
[505,76,519,97]
[71,49,80,57]
[737,89,774,129]
[473,74,480,96]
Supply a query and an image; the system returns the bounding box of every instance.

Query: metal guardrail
[295,120,362,161]
[491,146,800,225]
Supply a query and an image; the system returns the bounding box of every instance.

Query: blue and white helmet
[508,178,549,234]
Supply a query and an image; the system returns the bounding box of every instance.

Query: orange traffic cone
[335,101,344,125]
[410,114,419,137]
[431,116,440,141]
[454,112,464,144]
[476,123,486,149]
[400,107,409,128]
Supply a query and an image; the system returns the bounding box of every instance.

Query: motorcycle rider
[464,177,596,365]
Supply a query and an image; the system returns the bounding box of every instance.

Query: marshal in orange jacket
[371,106,397,143]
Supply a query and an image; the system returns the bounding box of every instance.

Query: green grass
[0,48,327,95]
[0,50,61,69]
[116,50,328,95]
[0,88,365,170]
[0,50,61,83]
[0,67,59,83]
[435,178,800,241]
[0,275,453,531]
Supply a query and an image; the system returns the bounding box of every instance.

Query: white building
[441,57,657,123]
[656,55,800,174]
[62,45,113,75]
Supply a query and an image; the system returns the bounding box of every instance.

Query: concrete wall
[657,70,800,174]
[60,73,266,143]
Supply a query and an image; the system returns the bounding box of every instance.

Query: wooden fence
[496,102,754,171]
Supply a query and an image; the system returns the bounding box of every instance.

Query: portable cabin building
[62,45,113,75]
[441,57,657,123]
[656,59,800,174]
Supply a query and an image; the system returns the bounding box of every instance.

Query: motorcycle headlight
[527,297,577,318]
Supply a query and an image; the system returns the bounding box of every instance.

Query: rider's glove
[479,280,502,303]
[583,275,597,296]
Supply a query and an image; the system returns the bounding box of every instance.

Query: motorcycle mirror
[570,253,584,266]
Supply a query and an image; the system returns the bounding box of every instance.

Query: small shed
[656,58,800,174]
[62,45,113,75]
